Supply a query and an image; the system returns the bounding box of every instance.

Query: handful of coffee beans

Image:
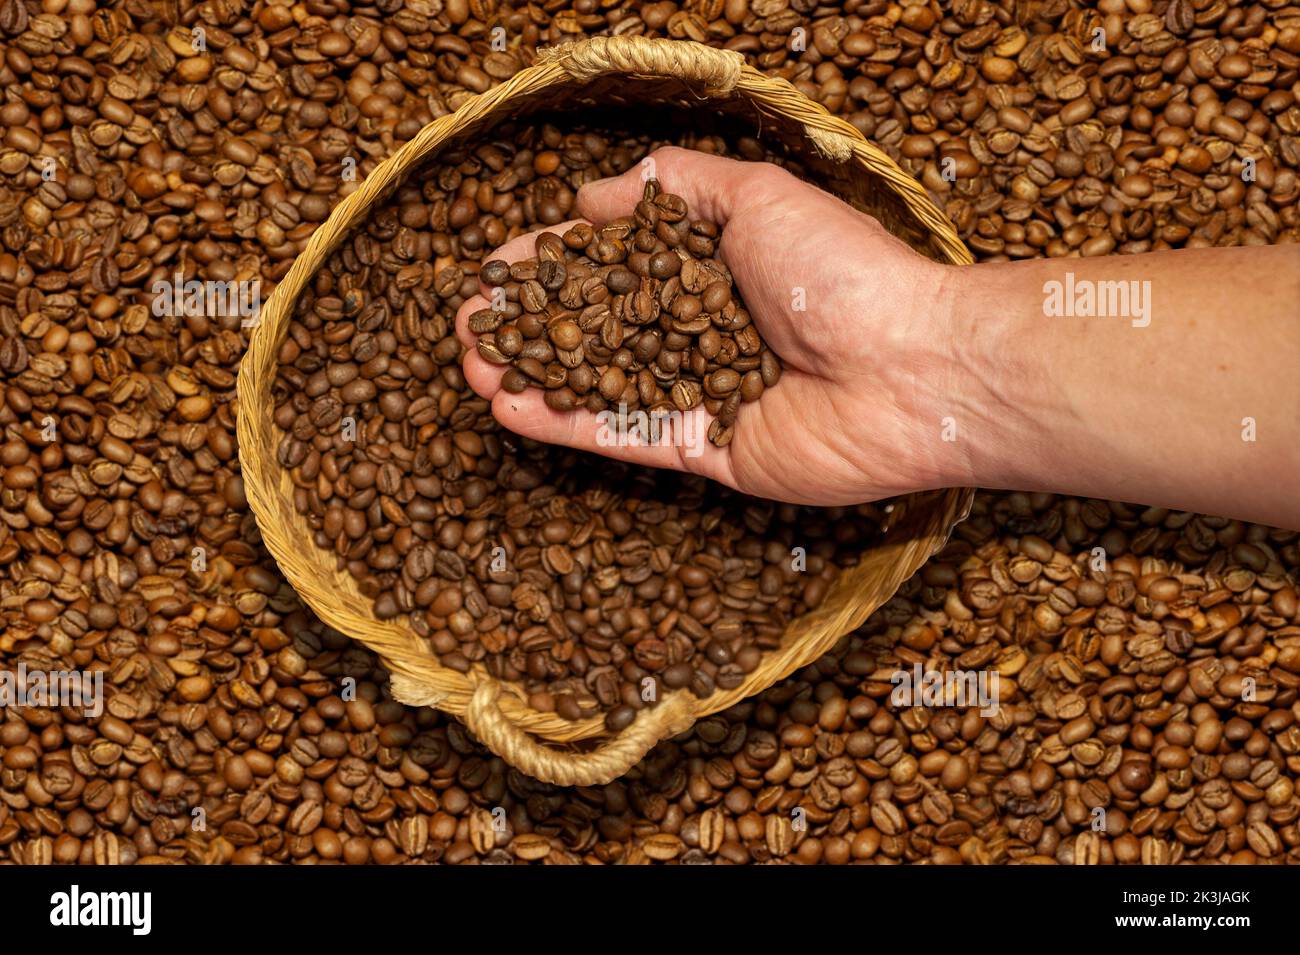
[469,179,780,448]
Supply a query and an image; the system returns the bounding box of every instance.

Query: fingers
[454,213,737,489]
[488,388,738,486]
[454,174,782,489]
[576,145,776,229]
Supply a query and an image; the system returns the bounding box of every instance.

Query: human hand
[456,146,979,506]
[455,146,1300,526]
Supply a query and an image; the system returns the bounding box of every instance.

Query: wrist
[934,259,1060,494]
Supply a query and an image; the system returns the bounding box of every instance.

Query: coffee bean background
[1,0,1298,864]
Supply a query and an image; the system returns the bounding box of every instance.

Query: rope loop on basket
[804,125,855,163]
[387,671,450,709]
[464,681,696,787]
[538,35,743,95]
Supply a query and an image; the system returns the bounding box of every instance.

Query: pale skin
[456,146,1300,529]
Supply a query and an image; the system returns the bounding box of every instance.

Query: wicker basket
[237,36,975,786]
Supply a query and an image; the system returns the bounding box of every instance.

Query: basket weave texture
[236,35,975,786]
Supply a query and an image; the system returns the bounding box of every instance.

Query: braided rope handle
[538,34,744,91]
[464,683,697,786]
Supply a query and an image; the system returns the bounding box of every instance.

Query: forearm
[950,245,1300,528]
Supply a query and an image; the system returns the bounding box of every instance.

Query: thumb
[576,145,772,228]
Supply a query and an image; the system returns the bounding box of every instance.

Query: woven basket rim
[235,35,974,786]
